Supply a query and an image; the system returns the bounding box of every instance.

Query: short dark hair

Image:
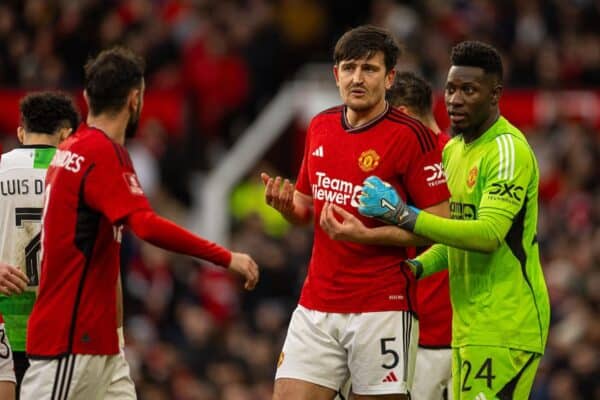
[450,41,503,82]
[334,25,400,72]
[386,72,432,117]
[20,92,80,135]
[84,46,145,115]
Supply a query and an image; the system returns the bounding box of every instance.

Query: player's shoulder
[66,125,128,163]
[316,104,344,118]
[385,108,438,153]
[310,105,344,126]
[0,149,31,170]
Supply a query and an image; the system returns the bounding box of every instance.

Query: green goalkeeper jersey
[414,116,550,354]
[0,146,55,351]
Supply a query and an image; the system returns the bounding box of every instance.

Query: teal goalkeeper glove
[358,176,420,231]
[404,259,423,279]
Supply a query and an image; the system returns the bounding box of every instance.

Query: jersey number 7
[15,207,43,286]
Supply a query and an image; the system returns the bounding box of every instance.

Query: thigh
[453,346,541,400]
[0,381,15,400]
[275,306,349,392]
[413,347,452,400]
[273,378,338,400]
[346,311,418,397]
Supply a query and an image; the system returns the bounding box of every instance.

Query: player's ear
[129,88,141,112]
[17,126,25,144]
[385,68,396,90]
[490,81,503,106]
[333,64,340,87]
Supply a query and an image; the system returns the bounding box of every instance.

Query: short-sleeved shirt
[442,116,550,353]
[0,146,55,351]
[296,105,450,313]
[27,124,151,358]
[415,132,452,347]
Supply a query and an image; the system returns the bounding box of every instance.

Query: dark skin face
[444,65,502,143]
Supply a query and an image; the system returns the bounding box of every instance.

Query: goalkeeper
[324,41,550,399]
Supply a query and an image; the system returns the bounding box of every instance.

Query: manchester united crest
[358,149,380,172]
[467,166,478,188]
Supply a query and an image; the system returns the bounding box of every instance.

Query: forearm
[127,210,232,267]
[415,244,449,278]
[360,225,432,247]
[283,202,313,225]
[414,209,511,253]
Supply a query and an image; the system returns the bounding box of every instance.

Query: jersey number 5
[15,207,43,286]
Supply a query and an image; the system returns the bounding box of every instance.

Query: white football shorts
[413,347,452,400]
[276,305,418,396]
[20,351,135,399]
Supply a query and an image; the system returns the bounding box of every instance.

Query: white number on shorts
[0,329,10,359]
[380,337,399,369]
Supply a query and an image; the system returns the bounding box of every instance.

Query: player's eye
[463,86,475,94]
[445,86,455,95]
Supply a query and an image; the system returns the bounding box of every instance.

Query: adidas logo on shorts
[381,371,398,382]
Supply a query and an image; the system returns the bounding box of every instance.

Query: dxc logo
[424,163,445,182]
[489,183,523,201]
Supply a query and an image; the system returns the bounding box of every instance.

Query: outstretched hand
[358,176,419,231]
[228,252,259,290]
[261,172,295,217]
[0,262,29,296]
[320,202,371,243]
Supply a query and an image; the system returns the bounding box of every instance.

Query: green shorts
[452,346,541,400]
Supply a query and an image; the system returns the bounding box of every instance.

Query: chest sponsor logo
[450,201,477,220]
[123,173,144,195]
[311,145,324,157]
[51,150,85,173]
[312,171,361,207]
[424,163,446,187]
[467,166,478,188]
[488,183,523,204]
[358,149,380,172]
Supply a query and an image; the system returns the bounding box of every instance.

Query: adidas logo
[382,371,398,382]
[312,145,324,157]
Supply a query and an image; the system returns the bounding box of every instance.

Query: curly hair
[84,46,145,115]
[20,92,80,135]
[451,41,503,82]
[334,25,400,72]
[386,71,432,117]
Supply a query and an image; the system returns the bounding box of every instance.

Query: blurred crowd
[0,0,598,399]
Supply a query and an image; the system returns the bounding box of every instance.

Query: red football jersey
[416,131,452,347]
[27,124,151,357]
[296,105,450,313]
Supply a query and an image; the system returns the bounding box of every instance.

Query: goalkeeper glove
[358,176,420,231]
[404,259,423,279]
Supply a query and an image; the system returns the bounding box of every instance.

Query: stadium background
[0,1,598,399]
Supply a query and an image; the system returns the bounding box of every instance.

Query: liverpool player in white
[263,26,450,400]
[0,92,79,399]
[22,47,259,399]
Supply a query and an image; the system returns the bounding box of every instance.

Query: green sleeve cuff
[415,244,449,278]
